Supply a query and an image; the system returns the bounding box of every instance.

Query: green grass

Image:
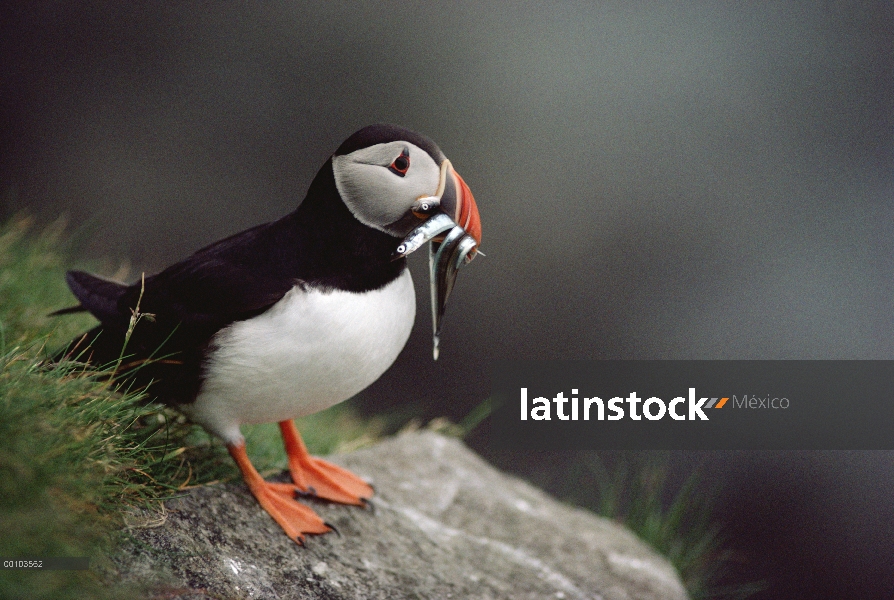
[0,216,388,599]
[0,216,97,348]
[510,445,766,600]
[0,217,155,598]
[572,453,765,600]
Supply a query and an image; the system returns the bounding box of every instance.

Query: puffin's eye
[388,150,410,177]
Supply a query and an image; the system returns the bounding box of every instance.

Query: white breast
[186,269,415,444]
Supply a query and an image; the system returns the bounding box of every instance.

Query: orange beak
[448,169,482,257]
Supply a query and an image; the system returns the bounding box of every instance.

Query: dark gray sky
[3,3,893,597]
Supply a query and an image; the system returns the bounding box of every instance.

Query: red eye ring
[388,149,410,177]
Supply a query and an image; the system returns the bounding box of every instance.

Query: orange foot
[279,420,374,506]
[228,443,331,544]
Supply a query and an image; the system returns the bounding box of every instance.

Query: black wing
[116,219,299,333]
[53,217,302,404]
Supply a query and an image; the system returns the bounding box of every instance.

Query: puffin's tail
[52,271,128,325]
[47,304,87,316]
[46,271,130,366]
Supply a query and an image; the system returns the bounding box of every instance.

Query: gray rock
[115,431,688,600]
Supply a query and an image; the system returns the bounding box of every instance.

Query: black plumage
[56,155,407,404]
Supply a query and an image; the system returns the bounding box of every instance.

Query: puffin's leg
[279,420,374,505]
[227,442,332,544]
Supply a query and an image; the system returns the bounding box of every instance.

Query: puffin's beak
[393,160,482,360]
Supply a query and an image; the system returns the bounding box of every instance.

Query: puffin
[52,124,482,544]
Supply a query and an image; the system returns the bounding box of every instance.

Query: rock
[115,431,688,599]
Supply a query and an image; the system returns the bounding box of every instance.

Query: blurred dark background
[2,2,892,598]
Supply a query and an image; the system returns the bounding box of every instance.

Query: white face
[332,141,441,237]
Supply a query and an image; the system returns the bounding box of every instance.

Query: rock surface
[115,431,688,599]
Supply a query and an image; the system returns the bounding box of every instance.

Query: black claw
[362,498,376,514]
[324,522,341,537]
[296,535,305,547]
[294,486,318,500]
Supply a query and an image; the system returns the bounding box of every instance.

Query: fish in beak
[392,159,482,360]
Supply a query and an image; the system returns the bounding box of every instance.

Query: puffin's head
[332,124,481,245]
[332,124,482,359]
